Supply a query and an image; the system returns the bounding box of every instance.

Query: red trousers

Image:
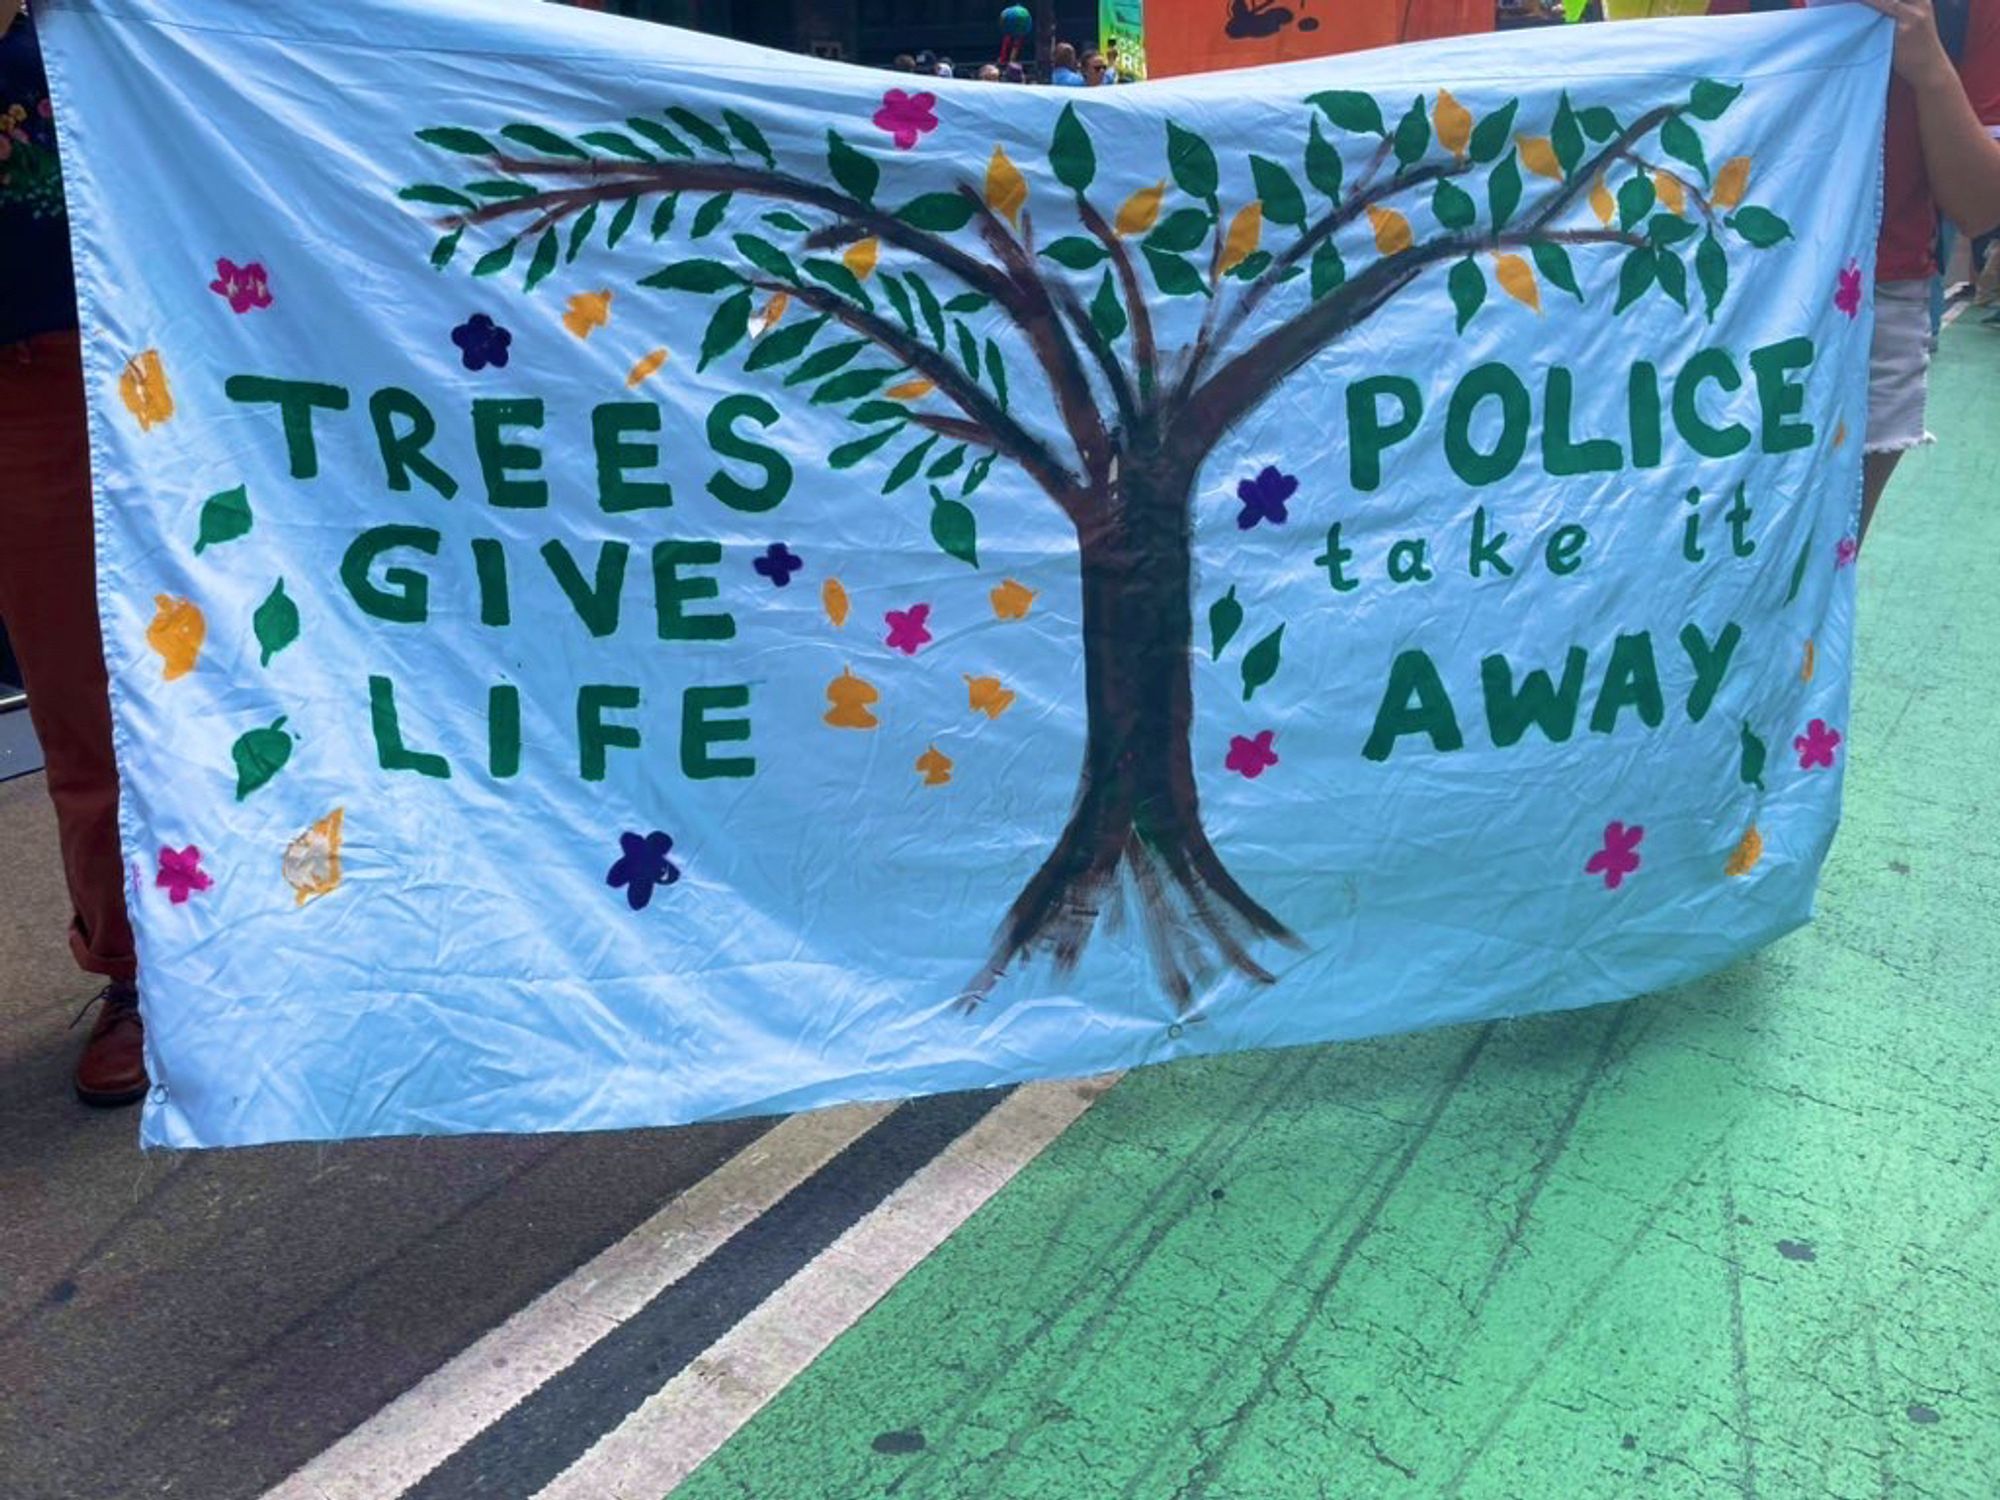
[0,331,135,983]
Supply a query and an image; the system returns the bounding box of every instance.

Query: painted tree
[403,74,1787,1008]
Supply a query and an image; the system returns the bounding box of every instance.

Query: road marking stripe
[264,1102,894,1500]
[532,1075,1119,1500]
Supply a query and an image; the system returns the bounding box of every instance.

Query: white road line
[264,1102,895,1500]
[533,1075,1120,1500]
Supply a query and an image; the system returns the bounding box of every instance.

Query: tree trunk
[966,449,1296,1013]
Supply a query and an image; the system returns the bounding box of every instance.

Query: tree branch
[1075,196,1157,409]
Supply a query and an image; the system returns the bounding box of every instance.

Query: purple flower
[156,845,214,905]
[1835,536,1859,570]
[1794,719,1843,771]
[1225,731,1279,779]
[1834,260,1863,319]
[452,314,513,372]
[1585,821,1644,891]
[209,258,273,315]
[606,830,681,911]
[753,543,804,587]
[1235,466,1298,530]
[873,89,939,151]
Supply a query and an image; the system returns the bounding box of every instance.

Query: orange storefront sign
[1144,0,1494,79]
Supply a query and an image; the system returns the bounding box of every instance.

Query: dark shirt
[1,9,77,345]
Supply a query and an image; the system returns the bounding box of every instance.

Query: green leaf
[733,233,797,282]
[1240,625,1284,702]
[472,240,518,278]
[928,443,967,480]
[1166,120,1220,200]
[828,427,899,469]
[579,130,653,162]
[417,126,496,157]
[430,229,464,271]
[1784,538,1811,605]
[1448,257,1485,334]
[802,256,873,309]
[1250,155,1306,227]
[813,366,898,405]
[1613,247,1657,314]
[897,192,977,231]
[745,312,828,371]
[1468,98,1520,163]
[639,259,742,293]
[565,204,600,262]
[1577,106,1621,143]
[233,718,293,802]
[1393,95,1430,168]
[1090,270,1128,342]
[881,274,918,331]
[1487,152,1523,230]
[1617,173,1656,231]
[1689,79,1742,122]
[1305,117,1343,199]
[1225,250,1273,282]
[1310,241,1345,301]
[500,123,586,159]
[1146,207,1211,254]
[1143,245,1207,297]
[690,192,732,239]
[929,487,979,568]
[1209,586,1243,660]
[944,292,991,315]
[1051,103,1096,192]
[1042,236,1110,270]
[1738,722,1767,790]
[666,107,731,154]
[956,322,981,378]
[466,178,536,201]
[398,183,478,210]
[1433,178,1476,230]
[1656,250,1688,308]
[1649,213,1698,248]
[607,197,640,249]
[1529,241,1581,302]
[253,579,299,668]
[827,130,879,205]
[194,485,251,555]
[651,195,680,239]
[722,109,775,166]
[784,338,866,385]
[909,275,948,348]
[849,399,909,425]
[1660,116,1708,184]
[1308,90,1385,137]
[883,435,939,494]
[628,117,695,159]
[1551,93,1583,177]
[698,287,753,371]
[984,340,1008,409]
[1695,230,1728,321]
[962,452,997,496]
[524,229,560,291]
[763,209,811,233]
[1726,206,1792,248]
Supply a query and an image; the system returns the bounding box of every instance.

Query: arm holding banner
[1865,0,2000,232]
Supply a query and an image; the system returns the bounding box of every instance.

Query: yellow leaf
[985,145,1027,228]
[753,290,790,336]
[1802,638,1816,683]
[284,808,346,907]
[1516,135,1563,183]
[145,594,204,681]
[842,237,880,280]
[562,289,613,339]
[965,675,1016,720]
[1653,171,1685,216]
[1588,174,1615,227]
[625,348,668,388]
[1366,205,1412,256]
[822,578,850,629]
[886,377,935,401]
[1116,181,1165,237]
[1724,823,1764,878]
[1712,156,1752,210]
[1216,202,1262,277]
[119,349,174,431]
[915,744,954,787]
[1433,88,1472,163]
[1493,253,1540,313]
[823,667,879,730]
[990,579,1037,620]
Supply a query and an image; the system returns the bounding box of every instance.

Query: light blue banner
[41,0,1886,1147]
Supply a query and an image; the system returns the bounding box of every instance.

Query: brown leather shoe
[74,981,149,1108]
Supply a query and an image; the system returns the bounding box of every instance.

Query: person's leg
[1859,450,1902,541]
[0,331,145,1106]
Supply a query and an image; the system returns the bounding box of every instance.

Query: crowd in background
[888,38,1123,83]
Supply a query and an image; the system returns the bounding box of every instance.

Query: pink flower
[873,89,938,151]
[38,98,52,119]
[208,258,273,315]
[1834,259,1863,318]
[1794,719,1842,770]
[156,845,214,905]
[1585,821,1644,891]
[1835,536,1858,569]
[1225,730,1279,779]
[884,603,933,655]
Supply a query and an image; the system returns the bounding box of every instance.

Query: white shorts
[1865,278,1934,455]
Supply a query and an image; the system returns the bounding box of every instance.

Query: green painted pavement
[679,323,2000,1500]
